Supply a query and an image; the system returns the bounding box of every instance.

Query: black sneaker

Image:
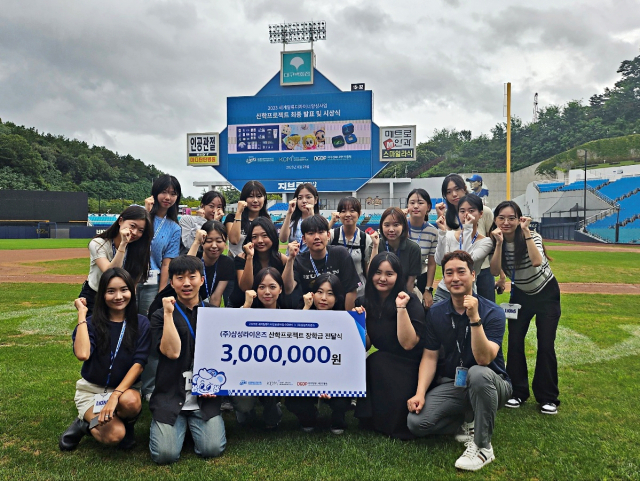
[540,403,558,415]
[59,418,89,451]
[505,397,523,409]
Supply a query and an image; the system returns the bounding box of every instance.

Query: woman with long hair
[59,268,150,451]
[436,174,504,301]
[279,182,320,254]
[405,188,438,309]
[79,205,152,316]
[180,190,226,253]
[224,180,269,258]
[232,267,284,428]
[354,252,425,439]
[286,273,351,434]
[229,217,288,308]
[433,195,493,303]
[490,201,561,415]
[369,207,422,292]
[187,220,235,307]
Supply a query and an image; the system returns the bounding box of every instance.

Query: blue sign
[213,69,389,193]
[281,50,314,86]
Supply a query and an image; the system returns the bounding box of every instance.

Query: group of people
[59,173,561,472]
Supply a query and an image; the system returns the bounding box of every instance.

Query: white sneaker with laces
[540,403,558,415]
[454,421,475,443]
[455,441,495,471]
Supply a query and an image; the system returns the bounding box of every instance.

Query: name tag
[93,392,112,413]
[183,371,193,391]
[454,367,468,388]
[145,269,159,286]
[500,303,521,320]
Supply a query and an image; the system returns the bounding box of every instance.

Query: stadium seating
[559,179,609,191]
[268,202,289,211]
[537,182,564,192]
[597,176,640,201]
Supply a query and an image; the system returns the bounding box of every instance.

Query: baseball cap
[466,174,482,182]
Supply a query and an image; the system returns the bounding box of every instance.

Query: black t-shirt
[424,295,509,382]
[383,237,422,279]
[229,254,285,308]
[294,245,361,294]
[198,256,235,301]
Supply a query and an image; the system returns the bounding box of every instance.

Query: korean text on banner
[192,308,366,397]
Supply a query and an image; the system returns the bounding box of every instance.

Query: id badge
[500,303,521,320]
[145,269,159,286]
[93,392,112,413]
[454,367,468,388]
[183,371,193,391]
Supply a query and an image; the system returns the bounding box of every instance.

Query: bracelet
[235,219,242,222]
[113,389,124,395]
[524,237,533,241]
[77,320,87,326]
[118,249,126,253]
[396,306,407,309]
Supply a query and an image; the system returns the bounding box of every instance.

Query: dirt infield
[1,247,639,294]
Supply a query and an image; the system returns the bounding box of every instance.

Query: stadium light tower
[269,21,326,50]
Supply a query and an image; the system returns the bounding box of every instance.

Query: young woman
[180,190,226,253]
[405,189,438,309]
[328,197,372,298]
[436,174,503,301]
[79,206,152,316]
[433,195,493,303]
[285,273,351,434]
[139,174,182,315]
[233,267,284,428]
[59,268,150,452]
[139,174,182,400]
[224,180,269,258]
[490,201,561,415]
[229,217,288,308]
[187,220,235,307]
[370,207,421,292]
[353,252,425,439]
[279,182,320,253]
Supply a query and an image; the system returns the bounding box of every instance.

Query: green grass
[20,258,88,276]
[547,250,640,283]
[1,283,639,480]
[0,239,91,250]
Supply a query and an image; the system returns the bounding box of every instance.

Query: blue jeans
[149,410,226,465]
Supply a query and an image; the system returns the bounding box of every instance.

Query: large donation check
[191,308,366,397]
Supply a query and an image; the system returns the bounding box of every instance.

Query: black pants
[78,281,97,317]
[507,277,561,405]
[285,396,351,429]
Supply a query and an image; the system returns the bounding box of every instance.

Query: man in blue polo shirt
[406,250,511,472]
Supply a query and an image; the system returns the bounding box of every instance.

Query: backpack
[331,227,368,275]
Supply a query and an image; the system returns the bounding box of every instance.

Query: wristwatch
[426,287,434,294]
[469,318,482,327]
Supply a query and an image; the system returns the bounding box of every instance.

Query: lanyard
[174,302,205,340]
[153,216,167,240]
[310,252,329,277]
[459,229,479,250]
[451,316,469,367]
[111,241,128,265]
[385,241,400,259]
[341,227,358,255]
[105,320,127,390]
[202,259,218,300]
[408,222,428,245]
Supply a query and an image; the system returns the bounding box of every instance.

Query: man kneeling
[148,255,226,464]
[407,250,512,471]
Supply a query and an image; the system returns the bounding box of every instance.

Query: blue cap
[466,174,482,182]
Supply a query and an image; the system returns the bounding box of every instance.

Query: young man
[406,250,511,472]
[283,215,360,310]
[148,255,226,464]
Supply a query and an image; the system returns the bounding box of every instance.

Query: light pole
[583,149,588,230]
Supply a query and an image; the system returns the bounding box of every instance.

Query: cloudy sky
[2,0,639,197]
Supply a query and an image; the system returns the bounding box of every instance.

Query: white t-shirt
[87,238,115,291]
[329,227,373,297]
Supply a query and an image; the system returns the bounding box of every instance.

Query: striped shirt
[408,221,438,274]
[502,233,554,295]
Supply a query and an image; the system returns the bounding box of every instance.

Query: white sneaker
[505,397,523,408]
[454,421,475,443]
[540,403,558,415]
[455,441,495,471]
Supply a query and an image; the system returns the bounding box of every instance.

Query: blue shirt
[424,295,509,383]
[150,216,181,272]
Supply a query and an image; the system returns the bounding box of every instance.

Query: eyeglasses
[496,216,517,222]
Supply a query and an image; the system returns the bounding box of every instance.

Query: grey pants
[407,366,512,448]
